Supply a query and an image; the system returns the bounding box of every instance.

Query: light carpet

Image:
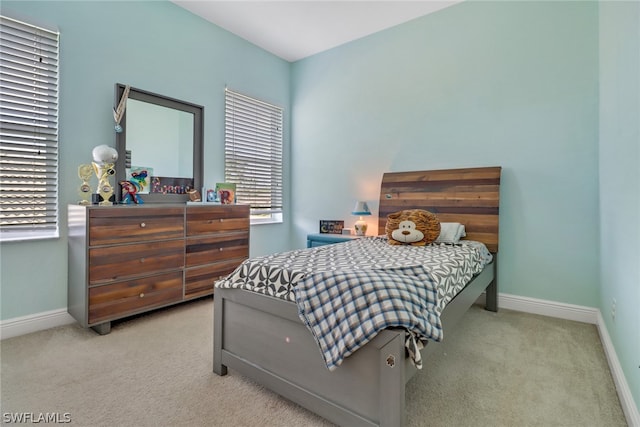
[0,298,626,426]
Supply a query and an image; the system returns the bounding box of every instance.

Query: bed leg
[213,295,228,376]
[485,257,498,312]
[485,280,498,312]
[379,332,406,427]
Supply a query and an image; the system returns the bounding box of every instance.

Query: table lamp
[352,201,371,236]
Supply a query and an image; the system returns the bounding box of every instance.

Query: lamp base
[354,219,367,236]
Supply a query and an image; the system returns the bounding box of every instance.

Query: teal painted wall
[291,1,600,307]
[0,1,291,320]
[599,1,640,411]
[0,0,636,415]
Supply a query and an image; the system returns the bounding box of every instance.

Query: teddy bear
[385,209,441,246]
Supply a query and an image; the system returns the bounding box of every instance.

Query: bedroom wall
[290,1,600,307]
[598,1,640,411]
[0,1,291,321]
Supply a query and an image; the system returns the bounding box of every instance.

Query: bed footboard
[213,288,413,427]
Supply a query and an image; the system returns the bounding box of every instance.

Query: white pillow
[435,222,466,244]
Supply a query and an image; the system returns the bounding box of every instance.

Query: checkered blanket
[296,266,441,371]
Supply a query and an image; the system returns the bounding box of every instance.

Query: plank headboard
[378,166,502,253]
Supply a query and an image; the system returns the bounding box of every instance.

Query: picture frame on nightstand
[319,220,344,234]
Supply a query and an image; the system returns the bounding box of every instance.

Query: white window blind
[224,88,283,221]
[0,16,59,240]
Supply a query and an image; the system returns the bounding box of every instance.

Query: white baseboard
[495,292,599,324]
[477,292,638,426]
[0,308,75,340]
[596,311,640,427]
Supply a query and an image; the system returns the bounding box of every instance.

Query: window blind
[224,88,283,218]
[0,16,59,237]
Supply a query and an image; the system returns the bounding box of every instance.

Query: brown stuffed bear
[385,209,441,246]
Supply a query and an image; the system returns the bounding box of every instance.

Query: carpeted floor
[0,298,626,426]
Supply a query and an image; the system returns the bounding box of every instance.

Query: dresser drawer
[185,232,249,267]
[184,259,246,299]
[186,205,250,236]
[89,207,184,246]
[89,239,184,284]
[88,272,183,324]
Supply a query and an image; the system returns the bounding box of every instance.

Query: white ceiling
[171,1,462,62]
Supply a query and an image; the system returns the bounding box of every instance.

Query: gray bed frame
[213,166,502,426]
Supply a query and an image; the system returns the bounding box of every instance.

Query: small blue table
[306,233,362,248]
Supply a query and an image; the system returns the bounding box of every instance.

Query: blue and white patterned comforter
[216,236,492,370]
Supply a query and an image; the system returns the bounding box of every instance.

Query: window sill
[0,229,59,243]
[250,218,283,226]
[250,214,283,226]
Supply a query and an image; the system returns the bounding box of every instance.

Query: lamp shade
[352,201,371,216]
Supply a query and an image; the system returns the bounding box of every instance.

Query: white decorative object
[92,144,118,163]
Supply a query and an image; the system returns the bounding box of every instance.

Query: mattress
[216,237,492,370]
[217,236,491,314]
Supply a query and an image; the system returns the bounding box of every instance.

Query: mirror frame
[114,83,204,204]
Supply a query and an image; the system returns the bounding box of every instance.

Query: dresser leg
[91,322,111,335]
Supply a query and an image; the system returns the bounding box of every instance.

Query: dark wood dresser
[68,204,249,334]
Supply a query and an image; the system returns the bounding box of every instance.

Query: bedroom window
[224,88,283,224]
[0,16,59,242]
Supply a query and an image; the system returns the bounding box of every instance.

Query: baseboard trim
[596,311,640,427]
[498,292,599,324]
[476,292,638,426]
[0,308,75,340]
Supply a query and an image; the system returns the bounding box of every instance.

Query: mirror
[115,84,203,203]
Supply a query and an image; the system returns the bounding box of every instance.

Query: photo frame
[126,166,153,194]
[150,176,194,194]
[215,183,236,204]
[319,220,344,234]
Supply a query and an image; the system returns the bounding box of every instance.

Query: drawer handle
[140,222,146,228]
[140,258,145,263]
[139,293,145,298]
[219,248,223,252]
[219,218,224,222]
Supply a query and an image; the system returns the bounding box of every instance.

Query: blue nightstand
[307,233,362,248]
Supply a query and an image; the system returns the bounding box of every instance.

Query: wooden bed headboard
[378,166,502,253]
